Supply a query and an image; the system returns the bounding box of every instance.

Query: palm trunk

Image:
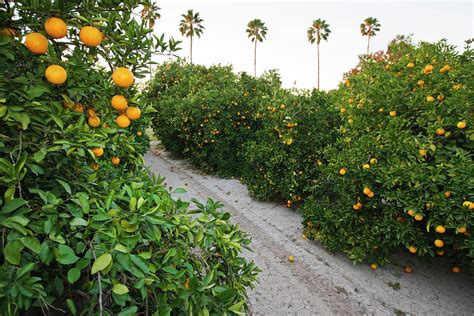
[254,39,257,77]
[367,34,370,54]
[317,43,320,90]
[190,35,193,64]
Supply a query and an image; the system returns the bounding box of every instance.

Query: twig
[90,242,103,316]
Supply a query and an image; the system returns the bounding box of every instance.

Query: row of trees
[177,10,381,88]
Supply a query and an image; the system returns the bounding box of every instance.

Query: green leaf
[173,188,187,194]
[70,217,88,226]
[66,299,77,316]
[57,245,79,265]
[91,253,112,274]
[20,237,41,254]
[56,179,71,194]
[229,300,245,313]
[112,283,129,295]
[67,268,81,284]
[162,266,178,275]
[117,306,138,316]
[114,244,129,253]
[105,190,115,210]
[16,262,35,279]
[50,114,64,129]
[4,240,24,265]
[26,85,50,99]
[2,198,27,213]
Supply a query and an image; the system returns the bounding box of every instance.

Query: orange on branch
[44,17,67,39]
[79,26,103,47]
[45,65,67,85]
[25,32,48,54]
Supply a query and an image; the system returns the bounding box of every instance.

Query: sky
[150,0,473,91]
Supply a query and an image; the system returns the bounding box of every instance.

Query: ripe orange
[370,263,377,270]
[288,255,294,262]
[404,266,413,273]
[363,187,371,195]
[111,157,120,165]
[434,225,446,234]
[111,95,128,111]
[116,115,131,128]
[87,108,97,118]
[423,64,434,74]
[92,147,104,157]
[406,62,415,68]
[137,131,142,136]
[414,214,423,221]
[126,106,141,120]
[462,201,472,208]
[426,96,435,102]
[417,80,425,87]
[435,128,445,136]
[25,32,48,54]
[79,26,102,47]
[340,107,347,113]
[419,149,427,157]
[407,209,415,216]
[362,163,370,170]
[348,98,354,104]
[440,65,451,73]
[456,227,467,234]
[339,168,347,175]
[456,121,466,129]
[389,111,397,117]
[370,158,377,164]
[44,17,67,39]
[90,162,99,171]
[444,191,452,198]
[437,95,444,101]
[434,239,444,248]
[73,103,84,113]
[437,250,445,256]
[408,246,417,254]
[451,267,461,273]
[112,67,134,88]
[367,191,375,198]
[88,116,101,128]
[45,65,67,85]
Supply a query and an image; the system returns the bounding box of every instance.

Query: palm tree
[307,19,331,90]
[179,10,204,64]
[141,3,161,75]
[360,17,381,54]
[246,19,268,77]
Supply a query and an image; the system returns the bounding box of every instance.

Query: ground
[145,145,474,315]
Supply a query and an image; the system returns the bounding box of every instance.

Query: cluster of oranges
[22,16,139,168]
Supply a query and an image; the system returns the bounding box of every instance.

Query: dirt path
[145,147,474,316]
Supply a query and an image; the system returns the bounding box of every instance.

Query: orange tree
[303,37,473,270]
[0,1,258,314]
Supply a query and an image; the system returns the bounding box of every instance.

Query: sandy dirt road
[145,147,474,316]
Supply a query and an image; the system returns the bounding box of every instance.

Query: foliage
[0,0,258,314]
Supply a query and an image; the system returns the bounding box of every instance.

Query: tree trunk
[317,43,320,90]
[190,35,193,64]
[367,34,370,55]
[254,39,257,77]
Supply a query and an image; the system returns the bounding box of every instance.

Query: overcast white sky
[151,0,473,90]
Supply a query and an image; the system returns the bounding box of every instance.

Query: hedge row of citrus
[145,37,473,271]
[0,1,258,314]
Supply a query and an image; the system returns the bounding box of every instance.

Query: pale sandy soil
[145,146,474,316]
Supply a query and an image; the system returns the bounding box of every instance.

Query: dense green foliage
[145,37,473,271]
[0,1,258,314]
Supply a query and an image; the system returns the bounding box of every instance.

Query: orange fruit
[444,191,452,198]
[79,26,102,47]
[339,167,347,175]
[453,84,462,91]
[423,64,434,74]
[0,27,20,37]
[406,62,415,68]
[44,17,67,39]
[302,234,307,239]
[25,32,48,54]
[116,115,131,128]
[348,118,354,124]
[45,65,67,85]
[407,209,415,216]
[111,95,128,111]
[419,149,427,157]
[434,239,444,248]
[88,116,101,128]
[112,67,134,88]
[451,267,461,274]
[440,65,451,73]
[426,95,435,102]
[414,214,423,221]
[111,157,120,165]
[370,263,377,270]
[348,98,354,104]
[434,225,446,234]
[73,103,84,113]
[404,266,413,273]
[340,107,347,113]
[456,121,466,129]
[437,95,444,101]
[367,191,375,198]
[456,227,467,234]
[136,131,142,136]
[90,162,99,171]
[362,163,370,170]
[363,187,371,195]
[435,128,445,136]
[87,108,97,118]
[288,255,294,262]
[389,111,397,117]
[437,250,445,256]
[92,147,104,157]
[126,106,141,120]
[408,246,417,254]
[462,201,472,208]
[417,79,425,87]
[370,158,377,164]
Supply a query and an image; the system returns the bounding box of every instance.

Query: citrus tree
[0,1,259,314]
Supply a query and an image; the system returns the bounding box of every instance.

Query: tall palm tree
[141,2,161,75]
[307,19,331,90]
[179,9,204,64]
[360,17,381,54]
[246,19,268,77]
